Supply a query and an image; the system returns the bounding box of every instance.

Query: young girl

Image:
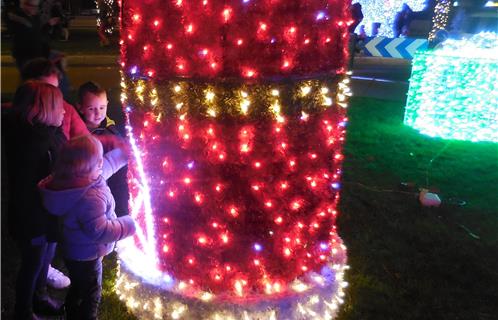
[4,81,66,320]
[38,135,135,320]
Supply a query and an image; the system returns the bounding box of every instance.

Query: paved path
[1,55,119,96]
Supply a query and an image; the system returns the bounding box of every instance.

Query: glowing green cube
[404,36,498,142]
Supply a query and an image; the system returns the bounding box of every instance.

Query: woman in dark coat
[3,81,66,320]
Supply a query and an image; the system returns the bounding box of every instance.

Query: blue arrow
[363,37,375,56]
[397,38,412,59]
[376,37,392,58]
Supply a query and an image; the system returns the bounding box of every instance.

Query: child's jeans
[14,235,56,319]
[64,257,103,320]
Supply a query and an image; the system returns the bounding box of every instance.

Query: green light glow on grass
[404,33,498,142]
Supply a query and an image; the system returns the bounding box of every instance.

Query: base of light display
[116,237,348,320]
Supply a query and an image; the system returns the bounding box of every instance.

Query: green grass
[342,96,498,213]
[2,96,497,319]
[100,252,137,320]
[336,96,498,320]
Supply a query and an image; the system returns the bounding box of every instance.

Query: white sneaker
[47,265,71,289]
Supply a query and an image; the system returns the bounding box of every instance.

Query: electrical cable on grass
[425,141,453,188]
[343,182,480,241]
[342,181,416,195]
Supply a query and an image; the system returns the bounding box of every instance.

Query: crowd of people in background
[349,0,493,39]
[3,0,121,98]
[4,0,70,43]
[348,0,438,38]
[3,0,119,48]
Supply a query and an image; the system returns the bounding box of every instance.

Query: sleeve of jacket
[78,196,136,243]
[102,148,128,180]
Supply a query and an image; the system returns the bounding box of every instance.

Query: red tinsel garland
[121,0,351,79]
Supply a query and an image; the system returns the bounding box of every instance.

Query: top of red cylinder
[121,0,351,80]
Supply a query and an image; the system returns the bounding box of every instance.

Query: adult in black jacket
[4,81,66,320]
[6,0,51,70]
[393,3,413,37]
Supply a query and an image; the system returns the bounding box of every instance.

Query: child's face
[89,156,104,180]
[80,92,108,128]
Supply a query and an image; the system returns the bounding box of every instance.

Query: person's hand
[114,136,131,156]
[96,135,131,157]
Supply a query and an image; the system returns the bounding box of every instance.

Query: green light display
[404,33,498,142]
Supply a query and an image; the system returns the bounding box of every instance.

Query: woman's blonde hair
[53,135,103,180]
[13,80,63,126]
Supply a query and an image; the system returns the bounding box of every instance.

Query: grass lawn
[2,96,497,319]
[337,96,498,320]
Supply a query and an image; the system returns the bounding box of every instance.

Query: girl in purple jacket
[38,135,135,320]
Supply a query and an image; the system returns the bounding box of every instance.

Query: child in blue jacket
[77,81,130,217]
[38,135,135,320]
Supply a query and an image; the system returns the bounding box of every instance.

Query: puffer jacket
[61,101,89,140]
[38,148,135,261]
[90,116,129,216]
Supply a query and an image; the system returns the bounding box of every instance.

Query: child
[38,135,136,320]
[77,81,130,217]
[4,81,66,320]
[21,57,89,140]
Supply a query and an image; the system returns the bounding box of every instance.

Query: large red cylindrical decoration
[117,1,351,319]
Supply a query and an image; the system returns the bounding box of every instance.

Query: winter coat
[89,116,130,216]
[61,101,89,140]
[38,149,136,261]
[3,112,66,242]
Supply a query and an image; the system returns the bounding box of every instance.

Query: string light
[404,32,498,142]
[121,78,348,118]
[117,244,348,319]
[122,77,350,293]
[95,0,117,35]
[119,0,351,318]
[428,0,452,41]
[121,1,350,79]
